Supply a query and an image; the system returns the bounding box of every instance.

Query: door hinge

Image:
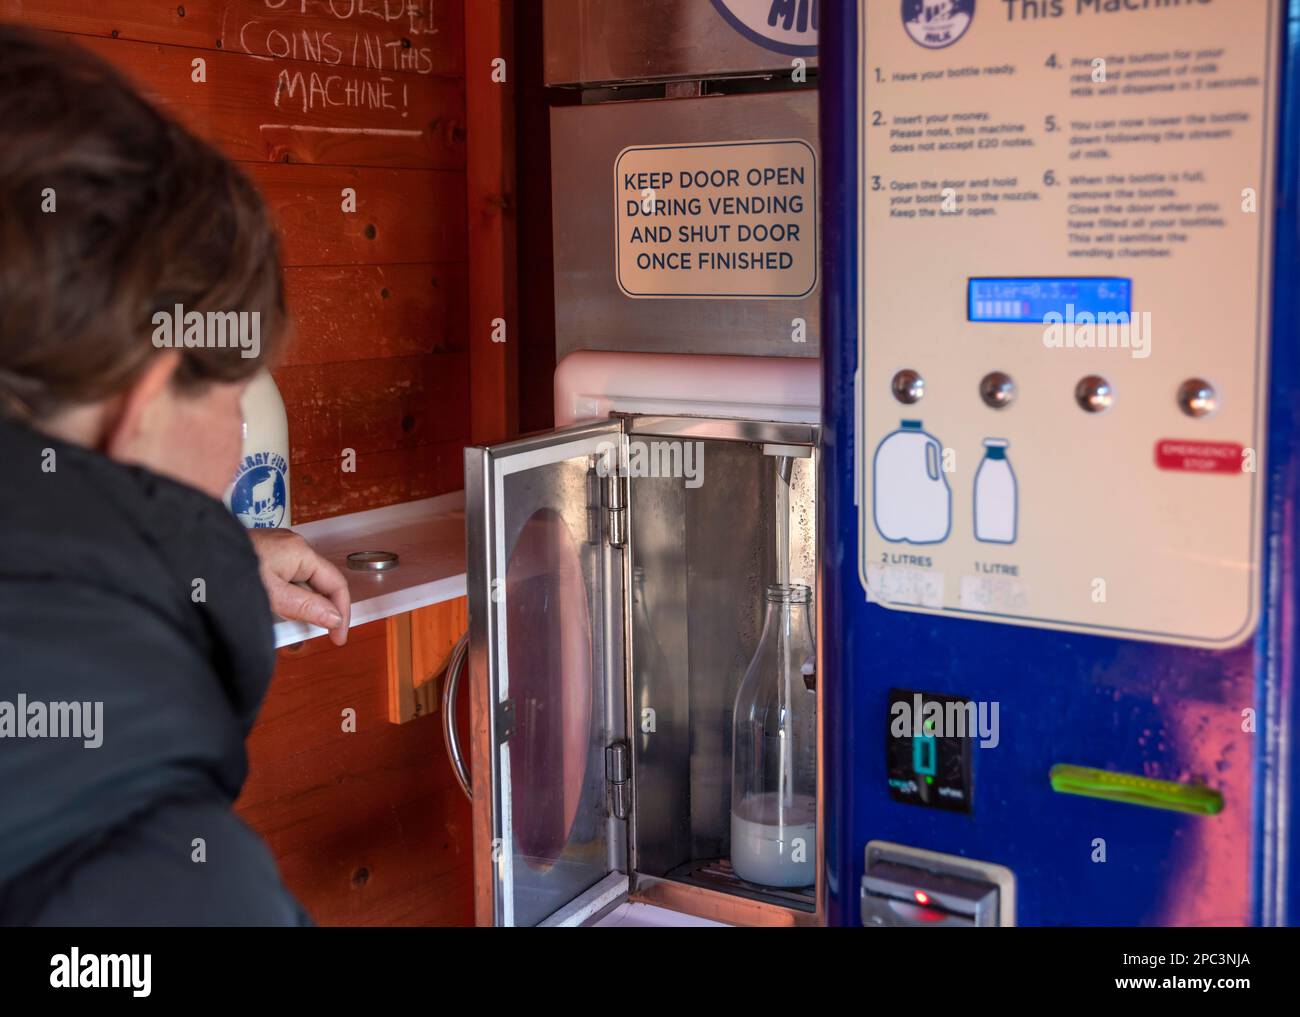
[605,740,631,820]
[495,697,516,745]
[602,469,627,548]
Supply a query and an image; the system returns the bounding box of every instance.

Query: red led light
[914,890,931,906]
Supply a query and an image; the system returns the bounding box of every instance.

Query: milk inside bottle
[731,791,816,887]
[730,583,817,889]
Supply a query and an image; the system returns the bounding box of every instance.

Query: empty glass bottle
[730,584,817,888]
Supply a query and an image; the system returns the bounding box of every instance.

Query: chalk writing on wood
[232,0,449,120]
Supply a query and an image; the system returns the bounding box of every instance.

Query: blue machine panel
[819,1,1300,927]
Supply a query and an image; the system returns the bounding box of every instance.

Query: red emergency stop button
[1155,439,1244,475]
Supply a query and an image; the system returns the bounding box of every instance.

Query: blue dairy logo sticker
[710,0,818,57]
[901,0,975,50]
[231,453,288,529]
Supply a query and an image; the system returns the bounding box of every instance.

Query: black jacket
[0,416,310,925]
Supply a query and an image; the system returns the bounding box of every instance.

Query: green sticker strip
[1049,764,1224,816]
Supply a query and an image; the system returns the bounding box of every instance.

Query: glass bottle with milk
[730,583,816,888]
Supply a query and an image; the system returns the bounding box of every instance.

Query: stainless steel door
[464,421,629,926]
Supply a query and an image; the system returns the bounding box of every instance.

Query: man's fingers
[268,577,345,630]
[248,528,352,645]
[296,554,351,644]
[278,539,351,617]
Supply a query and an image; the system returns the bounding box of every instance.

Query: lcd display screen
[968,277,1132,323]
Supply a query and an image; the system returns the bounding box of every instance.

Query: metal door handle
[441,631,472,801]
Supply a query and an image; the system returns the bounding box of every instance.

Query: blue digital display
[968,277,1132,323]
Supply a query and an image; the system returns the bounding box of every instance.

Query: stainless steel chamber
[457,0,825,928]
[463,414,820,926]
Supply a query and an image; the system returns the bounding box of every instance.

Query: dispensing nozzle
[777,454,793,487]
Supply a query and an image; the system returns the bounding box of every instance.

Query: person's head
[0,25,287,497]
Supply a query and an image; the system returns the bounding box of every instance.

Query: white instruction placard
[858,0,1279,647]
[614,139,817,299]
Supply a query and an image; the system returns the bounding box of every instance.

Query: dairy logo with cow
[710,0,818,56]
[902,0,975,49]
[230,452,288,528]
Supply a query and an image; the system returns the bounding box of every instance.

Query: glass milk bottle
[224,368,291,528]
[730,583,817,888]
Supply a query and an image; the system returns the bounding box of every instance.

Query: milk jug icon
[974,439,1017,543]
[873,420,951,544]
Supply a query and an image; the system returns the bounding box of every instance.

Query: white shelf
[592,902,730,928]
[272,491,467,648]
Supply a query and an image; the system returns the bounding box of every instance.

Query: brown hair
[0,25,286,420]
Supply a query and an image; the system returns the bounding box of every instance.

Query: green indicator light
[925,776,934,785]
[1049,764,1224,816]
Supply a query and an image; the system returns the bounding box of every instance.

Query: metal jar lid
[346,551,400,572]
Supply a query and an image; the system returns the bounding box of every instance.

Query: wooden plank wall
[242,617,473,926]
[0,0,471,523]
[0,0,478,925]
[514,0,570,434]
[464,0,516,443]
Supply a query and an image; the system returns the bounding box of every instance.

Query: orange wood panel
[274,352,468,465]
[0,0,209,48]
[226,1,466,78]
[406,598,469,690]
[55,32,467,170]
[0,0,464,77]
[513,0,566,433]
[290,439,464,522]
[464,0,517,444]
[238,620,474,926]
[245,162,466,266]
[386,598,468,724]
[281,262,468,367]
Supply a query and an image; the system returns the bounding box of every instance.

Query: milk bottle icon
[873,420,951,544]
[974,439,1017,543]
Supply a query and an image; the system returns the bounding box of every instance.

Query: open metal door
[464,420,630,926]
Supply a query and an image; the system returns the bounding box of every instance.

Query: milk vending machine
[822,0,1300,925]
[460,0,1299,926]
[461,0,824,926]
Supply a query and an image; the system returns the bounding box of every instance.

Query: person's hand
[247,528,351,646]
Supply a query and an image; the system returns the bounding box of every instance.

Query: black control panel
[886,688,974,813]
[860,842,1009,927]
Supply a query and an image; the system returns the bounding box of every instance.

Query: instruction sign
[857,0,1279,648]
[615,139,817,299]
